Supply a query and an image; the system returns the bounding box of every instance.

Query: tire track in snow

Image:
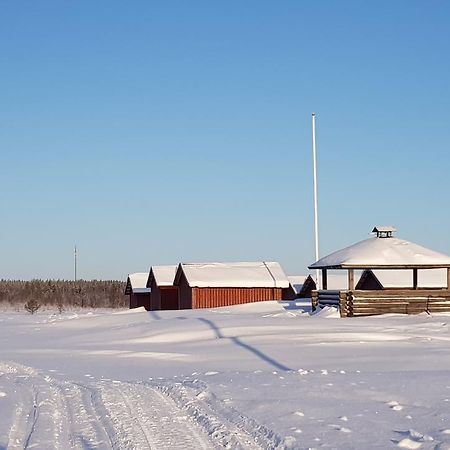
[1,363,52,450]
[66,382,116,449]
[1,361,284,449]
[0,362,113,450]
[153,380,284,449]
[22,391,39,450]
[96,381,214,450]
[6,385,36,450]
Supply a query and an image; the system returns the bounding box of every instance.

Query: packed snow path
[0,361,281,450]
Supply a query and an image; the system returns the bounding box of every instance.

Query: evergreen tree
[24,298,41,314]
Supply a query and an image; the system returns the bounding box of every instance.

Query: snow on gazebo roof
[174,261,290,288]
[147,265,178,287]
[309,232,450,270]
[125,272,151,294]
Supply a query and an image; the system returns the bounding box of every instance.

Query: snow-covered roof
[361,269,448,289]
[287,276,308,295]
[309,237,450,269]
[175,262,290,288]
[125,272,151,294]
[148,265,178,287]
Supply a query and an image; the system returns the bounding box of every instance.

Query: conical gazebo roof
[309,232,450,270]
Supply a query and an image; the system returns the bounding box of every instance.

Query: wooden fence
[312,289,450,317]
[311,290,342,310]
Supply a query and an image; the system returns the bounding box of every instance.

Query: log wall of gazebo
[312,288,450,317]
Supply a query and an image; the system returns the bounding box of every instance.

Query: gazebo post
[322,269,328,290]
[413,269,418,290]
[348,269,354,290]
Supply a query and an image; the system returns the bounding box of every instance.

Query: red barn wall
[160,286,179,310]
[178,272,193,309]
[150,279,179,310]
[282,286,297,300]
[192,287,283,309]
[129,292,151,311]
[176,269,283,309]
[150,278,161,310]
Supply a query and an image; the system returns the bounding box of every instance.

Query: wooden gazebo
[309,226,450,317]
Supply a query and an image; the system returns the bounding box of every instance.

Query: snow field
[0,362,286,449]
[1,302,450,449]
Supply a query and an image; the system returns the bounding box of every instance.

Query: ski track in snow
[0,361,284,450]
[156,379,283,449]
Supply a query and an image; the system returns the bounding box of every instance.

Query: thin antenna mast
[312,113,320,289]
[74,245,77,281]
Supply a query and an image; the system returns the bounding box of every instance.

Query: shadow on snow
[198,317,292,372]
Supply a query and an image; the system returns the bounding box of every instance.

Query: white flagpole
[312,113,320,289]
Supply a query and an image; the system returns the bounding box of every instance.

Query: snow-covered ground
[1,302,450,449]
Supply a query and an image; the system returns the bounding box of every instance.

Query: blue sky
[1,1,449,280]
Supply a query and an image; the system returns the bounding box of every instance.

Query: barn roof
[124,272,151,295]
[174,262,290,288]
[287,275,308,295]
[147,265,178,287]
[309,236,450,270]
[287,275,318,296]
[358,269,448,289]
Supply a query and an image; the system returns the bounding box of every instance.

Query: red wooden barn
[174,261,290,309]
[146,265,178,310]
[125,272,151,310]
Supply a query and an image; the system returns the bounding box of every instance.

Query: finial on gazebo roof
[372,226,397,238]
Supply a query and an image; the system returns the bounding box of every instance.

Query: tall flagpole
[312,113,320,289]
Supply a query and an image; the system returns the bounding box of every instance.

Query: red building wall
[175,271,282,309]
[178,271,193,309]
[129,292,151,311]
[160,286,179,310]
[192,287,282,308]
[150,279,179,310]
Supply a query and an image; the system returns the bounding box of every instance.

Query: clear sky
[1,1,449,280]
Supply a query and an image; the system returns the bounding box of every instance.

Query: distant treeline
[0,280,127,310]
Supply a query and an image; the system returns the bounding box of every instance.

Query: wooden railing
[312,289,450,317]
[312,290,348,315]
